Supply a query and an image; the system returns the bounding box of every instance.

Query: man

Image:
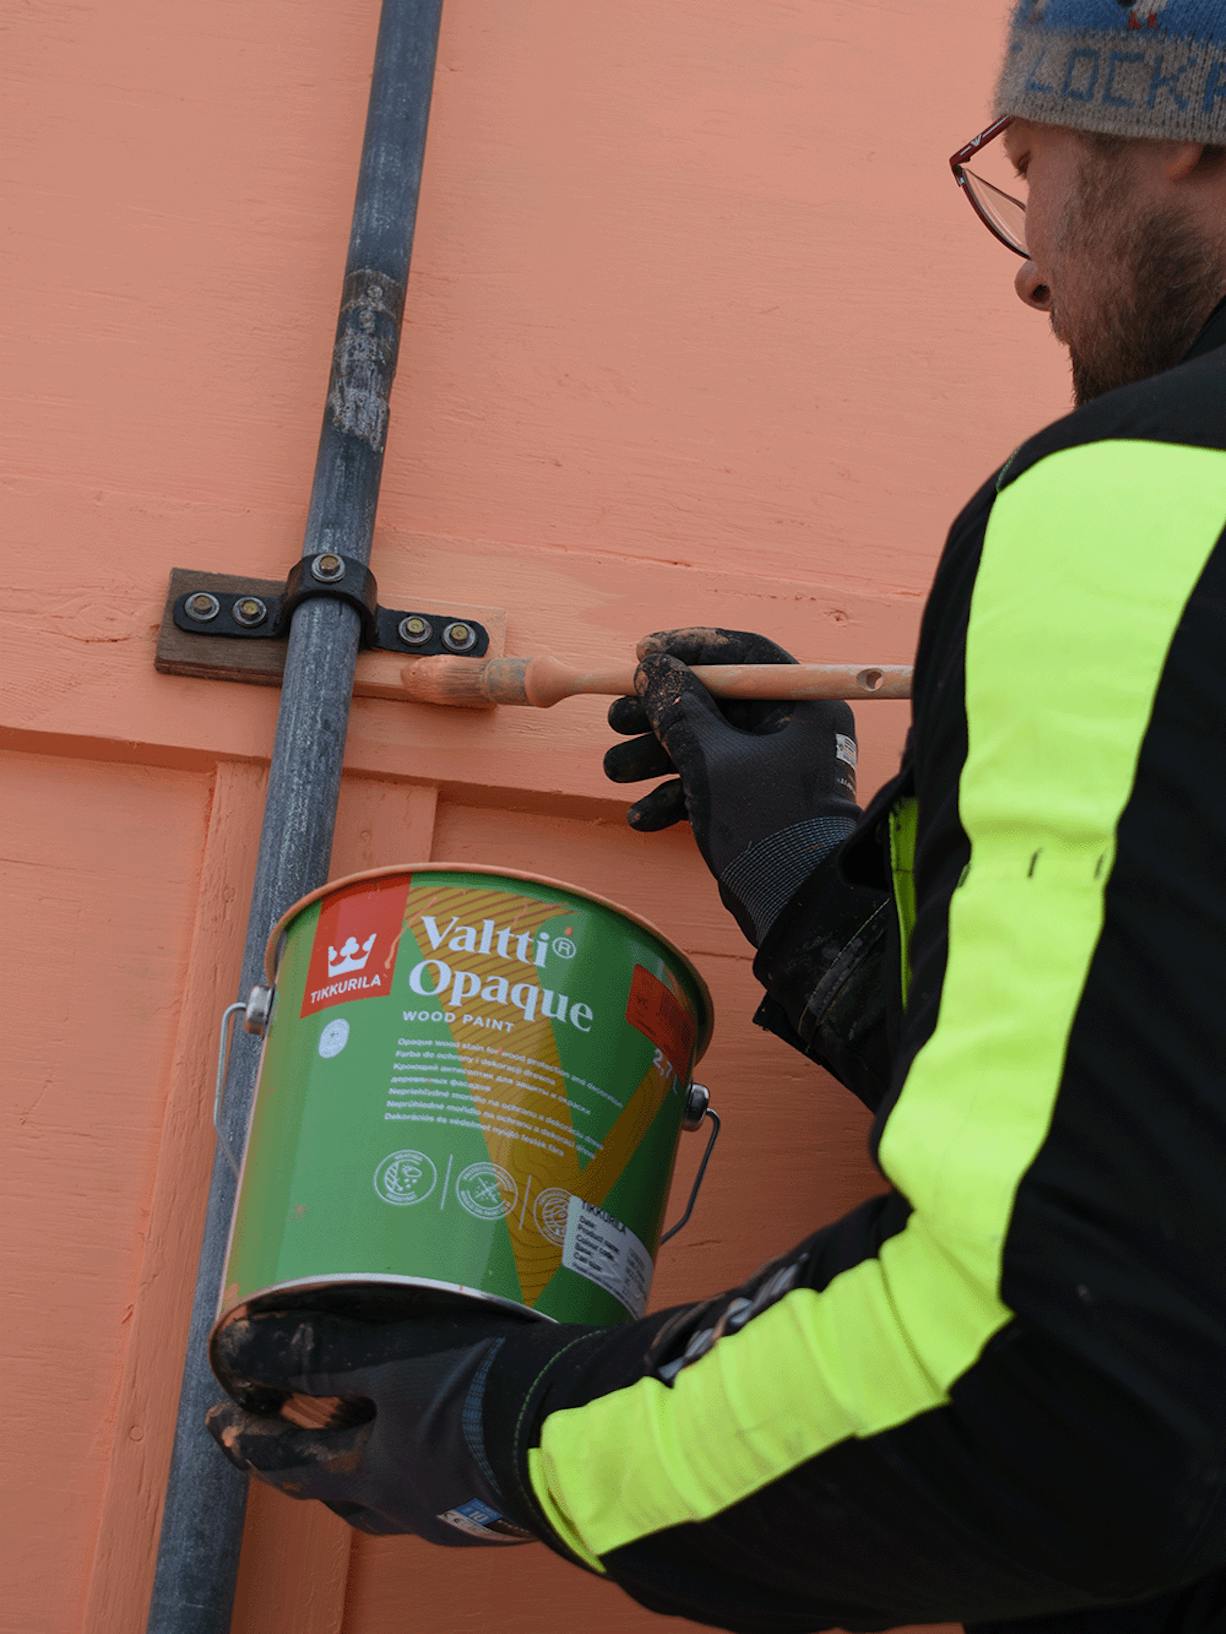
[208,3,1226,1628]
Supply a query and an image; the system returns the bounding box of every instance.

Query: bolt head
[184,592,221,623]
[244,983,275,1036]
[683,1082,711,1132]
[233,596,268,628]
[442,621,477,653]
[399,615,433,646]
[311,553,346,583]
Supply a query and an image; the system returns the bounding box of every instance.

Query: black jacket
[485,303,1226,1633]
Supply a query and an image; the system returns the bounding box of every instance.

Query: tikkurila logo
[301,877,410,1017]
[330,934,376,977]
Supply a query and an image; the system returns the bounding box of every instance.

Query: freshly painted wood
[80,767,439,1634]
[0,752,209,1634]
[1,0,1069,1630]
[343,1544,945,1634]
[82,763,268,1634]
[0,495,920,805]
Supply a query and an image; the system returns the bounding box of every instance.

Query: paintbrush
[400,654,913,710]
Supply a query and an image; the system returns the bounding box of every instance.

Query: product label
[562,1198,652,1318]
[439,1498,532,1542]
[301,876,409,1018]
[225,872,701,1329]
[626,963,694,1082]
[835,733,858,769]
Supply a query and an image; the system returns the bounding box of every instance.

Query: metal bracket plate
[155,568,507,697]
[169,553,489,659]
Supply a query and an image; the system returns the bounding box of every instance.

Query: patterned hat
[996,1,1226,142]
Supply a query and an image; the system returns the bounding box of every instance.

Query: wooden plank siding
[0,1,1069,1630]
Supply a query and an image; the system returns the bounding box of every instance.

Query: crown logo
[328,932,377,978]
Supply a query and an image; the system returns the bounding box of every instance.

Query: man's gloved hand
[603,628,861,945]
[205,1306,539,1544]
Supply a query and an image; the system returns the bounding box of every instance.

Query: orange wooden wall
[1,3,1070,1631]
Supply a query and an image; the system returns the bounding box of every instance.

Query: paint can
[210,865,716,1401]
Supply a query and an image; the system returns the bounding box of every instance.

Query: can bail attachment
[660,1084,720,1244]
[212,985,276,1178]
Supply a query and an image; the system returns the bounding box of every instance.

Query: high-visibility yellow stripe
[529,442,1226,1562]
[888,795,919,1007]
[526,1447,607,1573]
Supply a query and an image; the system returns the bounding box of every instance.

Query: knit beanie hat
[995,2,1226,143]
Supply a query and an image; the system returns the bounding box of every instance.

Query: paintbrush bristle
[400,657,497,708]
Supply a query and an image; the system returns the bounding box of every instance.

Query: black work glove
[205,1307,539,1544]
[604,628,860,946]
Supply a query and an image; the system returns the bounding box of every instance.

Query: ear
[1163,142,1207,182]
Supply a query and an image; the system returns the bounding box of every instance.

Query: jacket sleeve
[481,1201,923,1631]
[749,754,912,1115]
[750,844,894,1113]
[480,444,1226,1631]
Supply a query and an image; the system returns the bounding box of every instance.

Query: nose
[1015,258,1052,312]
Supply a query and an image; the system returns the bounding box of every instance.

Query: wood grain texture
[0,752,209,1634]
[1,0,1050,1629]
[433,796,822,962]
[80,763,267,1634]
[342,1541,950,1634]
[0,487,918,808]
[79,768,440,1634]
[0,0,1065,608]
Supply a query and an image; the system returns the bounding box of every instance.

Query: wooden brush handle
[532,659,911,706]
[401,653,913,708]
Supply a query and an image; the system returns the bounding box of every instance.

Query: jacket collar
[1183,298,1226,365]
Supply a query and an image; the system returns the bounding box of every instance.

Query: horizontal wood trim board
[2,499,918,802]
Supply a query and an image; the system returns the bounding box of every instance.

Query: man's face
[1005,119,1222,405]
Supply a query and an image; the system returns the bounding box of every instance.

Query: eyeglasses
[950,116,1028,259]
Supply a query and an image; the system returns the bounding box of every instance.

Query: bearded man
[209,4,1226,1629]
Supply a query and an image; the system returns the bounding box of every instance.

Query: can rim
[264,862,714,1060]
[211,1274,557,1354]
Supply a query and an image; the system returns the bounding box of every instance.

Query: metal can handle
[660,1085,720,1245]
[213,983,275,1180]
[213,1002,248,1180]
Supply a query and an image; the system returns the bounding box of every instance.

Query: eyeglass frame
[950,115,1029,259]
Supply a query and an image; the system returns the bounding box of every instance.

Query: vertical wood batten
[83,764,266,1634]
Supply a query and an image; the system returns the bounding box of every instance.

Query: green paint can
[210,865,715,1394]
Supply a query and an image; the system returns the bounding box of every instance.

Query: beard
[1055,148,1225,407]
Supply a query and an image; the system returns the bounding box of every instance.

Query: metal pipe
[145,5,443,1628]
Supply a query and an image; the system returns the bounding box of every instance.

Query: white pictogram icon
[552,936,577,960]
[318,1018,350,1058]
[456,1161,517,1221]
[374,1149,438,1206]
[328,933,377,978]
[534,1187,573,1245]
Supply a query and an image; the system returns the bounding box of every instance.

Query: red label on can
[300,876,410,1017]
[626,963,695,1082]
